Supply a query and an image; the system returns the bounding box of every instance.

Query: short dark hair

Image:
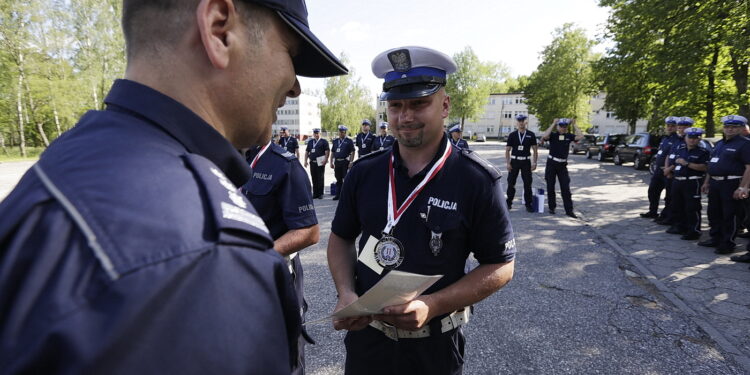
[122,0,271,60]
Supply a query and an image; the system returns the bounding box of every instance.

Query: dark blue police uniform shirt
[673,144,710,178]
[0,79,300,374]
[331,134,516,298]
[356,132,375,155]
[279,136,299,154]
[506,130,537,157]
[450,138,470,149]
[306,137,329,159]
[666,135,686,166]
[373,134,396,151]
[708,136,750,176]
[332,137,355,159]
[243,143,317,240]
[548,132,576,159]
[654,133,680,168]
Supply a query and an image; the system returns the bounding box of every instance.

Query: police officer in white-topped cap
[448,124,469,149]
[505,114,538,212]
[327,46,516,375]
[278,125,300,158]
[541,117,583,217]
[661,116,692,226]
[373,121,396,151]
[665,127,710,241]
[700,115,750,254]
[355,119,375,158]
[641,116,679,220]
[305,128,329,199]
[330,124,355,200]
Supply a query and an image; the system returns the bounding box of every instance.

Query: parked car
[536,136,548,149]
[586,134,626,161]
[570,135,597,154]
[475,133,487,142]
[613,133,662,170]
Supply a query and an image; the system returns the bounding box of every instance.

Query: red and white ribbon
[250,141,272,169]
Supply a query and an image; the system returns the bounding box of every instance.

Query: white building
[272,94,321,138]
[588,92,648,135]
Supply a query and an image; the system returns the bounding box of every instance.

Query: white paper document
[316,155,326,165]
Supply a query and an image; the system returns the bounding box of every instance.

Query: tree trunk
[729,51,749,119]
[16,62,27,157]
[705,46,719,137]
[628,119,636,135]
[53,104,62,138]
[0,132,8,155]
[24,78,50,147]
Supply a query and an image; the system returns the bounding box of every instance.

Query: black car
[570,134,597,154]
[586,134,626,161]
[613,132,662,170]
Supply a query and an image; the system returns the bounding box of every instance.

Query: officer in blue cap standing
[327,46,516,375]
[0,0,347,373]
[355,119,375,158]
[665,127,710,240]
[641,116,679,219]
[699,115,750,254]
[541,118,583,217]
[278,125,300,158]
[242,140,320,375]
[505,114,538,212]
[373,121,396,151]
[305,128,329,199]
[330,125,356,200]
[449,124,470,149]
[660,116,692,226]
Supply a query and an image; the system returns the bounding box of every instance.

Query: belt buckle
[380,322,399,341]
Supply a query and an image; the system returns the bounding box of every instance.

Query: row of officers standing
[642,114,750,267]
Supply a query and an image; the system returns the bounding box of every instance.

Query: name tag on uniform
[311,148,316,153]
[657,150,663,155]
[669,154,675,159]
[711,157,719,163]
[336,148,341,153]
[380,147,385,150]
[676,165,682,171]
[559,135,565,141]
[360,145,366,149]
[518,145,524,151]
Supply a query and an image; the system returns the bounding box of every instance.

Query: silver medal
[429,231,443,256]
[374,234,404,269]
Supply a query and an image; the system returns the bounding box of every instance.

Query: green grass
[0,146,44,162]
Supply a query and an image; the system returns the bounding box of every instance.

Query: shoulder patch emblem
[210,167,248,209]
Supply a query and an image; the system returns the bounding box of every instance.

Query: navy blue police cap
[372,46,457,100]
[516,114,528,121]
[677,117,694,126]
[248,0,347,77]
[380,122,388,129]
[448,124,462,133]
[279,126,288,131]
[665,116,678,125]
[337,124,348,131]
[558,118,571,126]
[312,128,320,133]
[684,127,704,138]
[722,115,748,126]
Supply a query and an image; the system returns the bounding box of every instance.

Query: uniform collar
[104,79,251,187]
[392,132,450,179]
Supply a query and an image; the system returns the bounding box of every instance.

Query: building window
[606,112,615,118]
[502,111,512,119]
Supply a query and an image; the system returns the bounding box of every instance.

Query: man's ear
[441,94,451,119]
[196,0,239,69]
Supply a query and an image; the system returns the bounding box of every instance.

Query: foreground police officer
[641,116,679,219]
[0,0,347,373]
[541,118,583,217]
[699,115,750,254]
[279,125,300,158]
[327,46,516,375]
[505,114,538,212]
[242,140,320,375]
[330,124,355,200]
[304,128,329,199]
[355,119,375,158]
[665,127,709,240]
[449,124,470,149]
[373,121,396,151]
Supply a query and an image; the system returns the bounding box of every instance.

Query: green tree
[524,24,598,130]
[445,46,508,128]
[320,53,375,133]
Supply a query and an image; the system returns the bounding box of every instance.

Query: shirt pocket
[245,179,275,197]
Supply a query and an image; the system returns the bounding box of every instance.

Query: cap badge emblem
[388,49,412,72]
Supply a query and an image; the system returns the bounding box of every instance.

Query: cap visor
[277,11,348,78]
[380,83,442,101]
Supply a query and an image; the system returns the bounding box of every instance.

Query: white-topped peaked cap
[722,115,748,126]
[371,46,457,100]
[677,117,694,126]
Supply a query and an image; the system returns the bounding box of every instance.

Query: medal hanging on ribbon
[374,138,453,269]
[250,141,272,169]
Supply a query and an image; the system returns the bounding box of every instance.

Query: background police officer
[304,128,329,199]
[242,141,321,375]
[641,116,679,219]
[373,121,396,151]
[665,127,710,240]
[541,118,583,217]
[661,117,692,225]
[327,46,515,375]
[700,115,750,254]
[449,124,470,149]
[505,114,538,212]
[355,119,375,158]
[330,125,355,200]
[0,0,348,373]
[278,125,300,158]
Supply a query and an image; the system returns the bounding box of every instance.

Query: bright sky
[298,0,612,100]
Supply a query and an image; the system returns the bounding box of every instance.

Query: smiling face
[724,125,743,139]
[386,89,450,149]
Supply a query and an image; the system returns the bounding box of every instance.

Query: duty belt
[674,176,704,181]
[711,175,742,181]
[369,308,471,341]
[548,156,567,163]
[335,158,349,161]
[510,156,530,160]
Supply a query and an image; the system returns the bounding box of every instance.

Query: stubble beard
[395,125,425,148]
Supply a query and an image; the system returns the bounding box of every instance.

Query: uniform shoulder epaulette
[352,147,389,165]
[460,148,502,180]
[270,144,297,161]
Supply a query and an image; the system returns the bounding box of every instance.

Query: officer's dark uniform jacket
[355,132,375,156]
[332,136,355,161]
[0,79,300,374]
[708,136,750,177]
[548,132,575,159]
[450,137,469,149]
[506,130,537,158]
[373,134,396,151]
[673,144,710,178]
[279,135,299,154]
[666,135,686,167]
[306,137,329,161]
[654,133,680,169]
[332,134,516,299]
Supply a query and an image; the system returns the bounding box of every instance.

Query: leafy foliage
[319,53,375,133]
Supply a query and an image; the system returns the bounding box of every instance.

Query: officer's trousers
[670,179,702,236]
[647,168,670,216]
[291,256,314,375]
[310,162,325,198]
[708,178,741,250]
[507,159,533,208]
[344,326,465,375]
[333,160,349,198]
[545,160,573,213]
